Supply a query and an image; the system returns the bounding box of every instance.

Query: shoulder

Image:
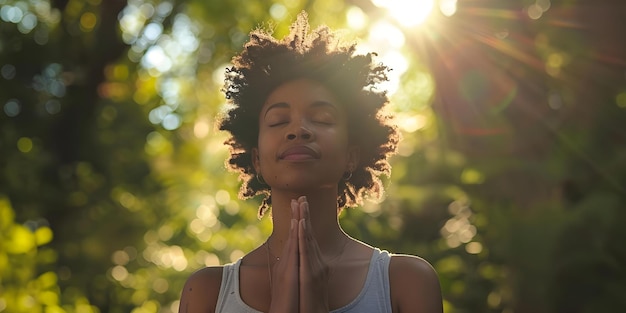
[389,254,443,313]
[178,266,224,313]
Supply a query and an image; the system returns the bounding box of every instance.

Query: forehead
[262,78,342,111]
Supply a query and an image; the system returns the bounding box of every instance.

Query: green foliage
[0,197,99,313]
[1,0,625,313]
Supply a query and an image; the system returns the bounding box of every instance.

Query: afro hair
[219,12,400,217]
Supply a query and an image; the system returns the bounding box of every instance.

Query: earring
[256,173,267,185]
[342,171,353,181]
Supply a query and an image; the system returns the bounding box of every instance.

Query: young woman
[179,12,443,313]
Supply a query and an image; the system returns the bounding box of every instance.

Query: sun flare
[372,0,435,27]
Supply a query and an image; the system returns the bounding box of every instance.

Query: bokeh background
[1,0,625,312]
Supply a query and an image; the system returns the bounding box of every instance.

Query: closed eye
[310,112,336,125]
[268,120,288,127]
[313,120,334,125]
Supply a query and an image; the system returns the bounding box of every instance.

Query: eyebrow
[263,102,289,118]
[263,101,338,118]
[310,100,338,111]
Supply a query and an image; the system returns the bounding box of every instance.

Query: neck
[266,188,348,257]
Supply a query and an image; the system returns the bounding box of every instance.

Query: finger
[298,196,306,216]
[299,200,323,269]
[297,199,308,262]
[298,199,317,252]
[298,218,309,277]
[277,218,296,265]
[291,199,300,221]
[289,219,299,265]
[297,198,308,268]
[301,199,313,236]
[297,195,307,223]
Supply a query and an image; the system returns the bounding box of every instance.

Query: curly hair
[218,12,400,217]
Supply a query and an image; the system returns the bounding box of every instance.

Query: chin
[276,181,314,192]
[274,180,337,193]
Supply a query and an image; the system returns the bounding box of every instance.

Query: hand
[268,196,330,313]
[267,207,300,312]
[297,196,330,313]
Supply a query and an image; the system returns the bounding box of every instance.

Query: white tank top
[215,248,392,312]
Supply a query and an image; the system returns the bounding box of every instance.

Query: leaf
[38,271,59,289]
[35,226,54,246]
[5,225,36,254]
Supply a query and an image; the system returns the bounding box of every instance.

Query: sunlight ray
[464,7,522,20]
[472,35,544,72]
[372,0,435,27]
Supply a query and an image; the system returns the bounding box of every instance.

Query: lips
[279,145,319,161]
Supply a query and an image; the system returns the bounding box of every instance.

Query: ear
[346,145,360,172]
[252,147,261,174]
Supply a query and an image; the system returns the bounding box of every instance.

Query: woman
[179,12,443,313]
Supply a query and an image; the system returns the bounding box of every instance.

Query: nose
[286,123,313,141]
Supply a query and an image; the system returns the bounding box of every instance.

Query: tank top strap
[331,248,393,313]
[215,259,262,313]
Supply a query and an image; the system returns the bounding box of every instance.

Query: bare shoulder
[178,266,224,313]
[389,254,443,313]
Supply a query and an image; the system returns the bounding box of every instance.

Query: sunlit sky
[371,0,436,27]
[347,0,457,96]
[345,0,458,136]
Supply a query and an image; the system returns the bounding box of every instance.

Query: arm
[389,255,443,313]
[178,266,223,313]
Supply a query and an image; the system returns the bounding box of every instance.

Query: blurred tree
[416,0,626,312]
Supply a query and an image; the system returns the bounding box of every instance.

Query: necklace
[263,237,351,289]
[264,240,280,261]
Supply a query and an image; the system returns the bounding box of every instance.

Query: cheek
[329,128,350,147]
[325,133,351,160]
[256,134,277,162]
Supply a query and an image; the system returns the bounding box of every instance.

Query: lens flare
[372,0,435,27]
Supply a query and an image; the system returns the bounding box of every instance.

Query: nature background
[1,0,625,312]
